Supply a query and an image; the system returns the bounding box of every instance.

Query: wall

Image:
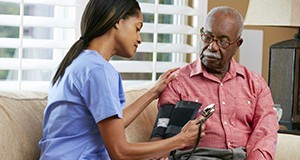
[208,0,298,81]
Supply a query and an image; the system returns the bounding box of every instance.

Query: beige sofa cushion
[124,86,158,143]
[0,91,47,160]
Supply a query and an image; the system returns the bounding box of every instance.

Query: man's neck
[206,63,230,81]
[212,72,226,81]
[206,69,226,80]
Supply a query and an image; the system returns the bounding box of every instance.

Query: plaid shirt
[158,57,279,160]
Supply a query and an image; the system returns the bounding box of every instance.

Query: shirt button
[220,83,223,86]
[224,122,227,125]
[222,102,226,105]
[228,142,231,146]
[247,100,251,105]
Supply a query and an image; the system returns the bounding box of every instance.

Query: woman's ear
[114,23,119,29]
[114,20,121,29]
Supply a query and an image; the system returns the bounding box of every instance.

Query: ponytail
[52,39,86,85]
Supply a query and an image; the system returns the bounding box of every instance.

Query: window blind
[0,0,207,91]
[0,0,87,91]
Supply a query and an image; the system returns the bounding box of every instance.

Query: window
[0,0,207,91]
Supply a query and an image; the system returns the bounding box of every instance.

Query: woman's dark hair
[52,0,141,85]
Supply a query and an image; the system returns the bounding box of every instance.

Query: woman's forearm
[122,87,157,128]
[99,116,193,160]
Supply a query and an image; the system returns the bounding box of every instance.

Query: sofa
[0,85,300,160]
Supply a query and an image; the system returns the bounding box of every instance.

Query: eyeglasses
[200,27,240,49]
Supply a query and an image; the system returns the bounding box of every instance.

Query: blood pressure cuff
[150,104,175,138]
[150,101,202,139]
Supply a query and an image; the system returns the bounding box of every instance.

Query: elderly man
[151,6,279,160]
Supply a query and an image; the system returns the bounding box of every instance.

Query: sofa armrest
[0,91,47,160]
[275,133,300,160]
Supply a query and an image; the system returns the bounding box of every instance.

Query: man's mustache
[199,45,209,57]
[200,45,221,59]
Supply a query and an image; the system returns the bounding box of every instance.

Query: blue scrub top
[39,50,125,160]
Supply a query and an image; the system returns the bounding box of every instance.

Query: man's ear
[237,38,243,47]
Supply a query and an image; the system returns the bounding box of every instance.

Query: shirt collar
[190,57,245,79]
[190,57,203,77]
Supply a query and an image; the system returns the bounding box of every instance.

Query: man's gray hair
[205,6,244,37]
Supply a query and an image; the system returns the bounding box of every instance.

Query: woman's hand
[179,118,206,147]
[151,67,179,99]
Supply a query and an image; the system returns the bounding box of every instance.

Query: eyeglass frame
[200,27,240,49]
